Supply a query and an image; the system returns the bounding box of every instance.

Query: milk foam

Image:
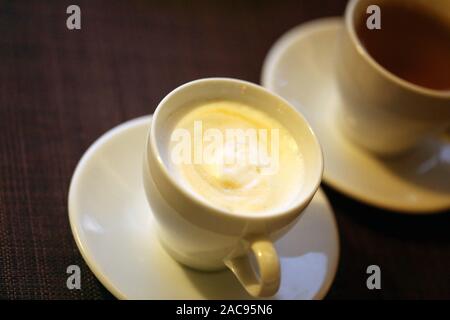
[168,100,304,214]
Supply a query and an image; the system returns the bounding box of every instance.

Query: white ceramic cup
[336,0,450,156]
[143,78,323,297]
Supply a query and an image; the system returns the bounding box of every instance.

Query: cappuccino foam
[168,100,304,214]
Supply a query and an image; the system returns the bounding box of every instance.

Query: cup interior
[149,78,323,217]
[346,0,450,97]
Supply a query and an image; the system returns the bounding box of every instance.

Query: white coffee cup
[143,78,323,297]
[336,0,450,156]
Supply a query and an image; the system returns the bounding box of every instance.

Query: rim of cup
[148,77,324,220]
[346,0,450,99]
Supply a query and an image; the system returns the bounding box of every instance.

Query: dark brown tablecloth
[1,0,449,300]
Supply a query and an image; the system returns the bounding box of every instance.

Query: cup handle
[224,237,280,297]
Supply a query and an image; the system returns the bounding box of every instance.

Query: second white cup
[336,0,450,156]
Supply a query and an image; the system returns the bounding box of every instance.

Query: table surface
[1,0,449,300]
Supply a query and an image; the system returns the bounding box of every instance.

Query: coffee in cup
[356,2,450,91]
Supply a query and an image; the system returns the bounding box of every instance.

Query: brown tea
[356,3,450,91]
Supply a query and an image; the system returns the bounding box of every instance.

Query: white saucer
[68,116,340,300]
[262,18,450,214]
